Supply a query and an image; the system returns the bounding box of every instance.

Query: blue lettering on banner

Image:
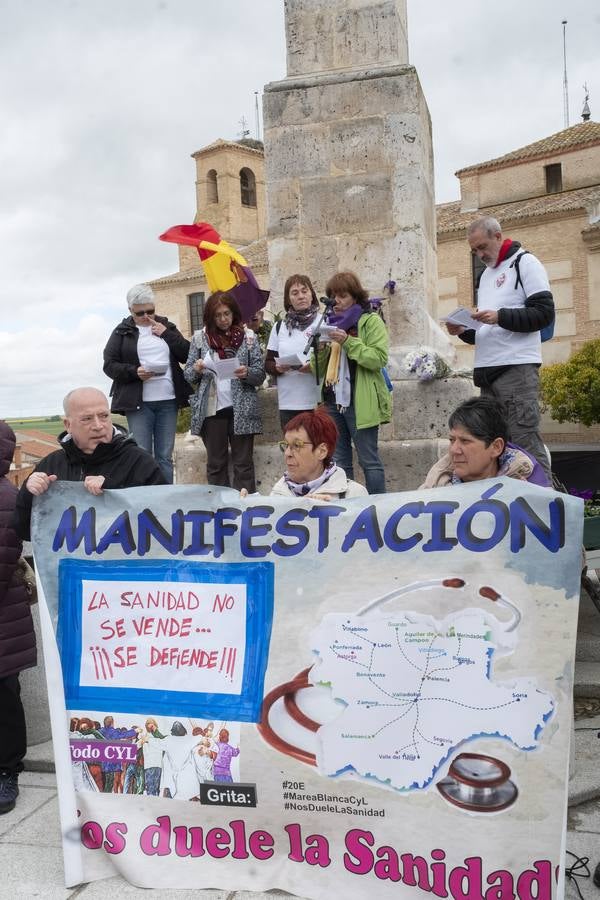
[51,484,565,560]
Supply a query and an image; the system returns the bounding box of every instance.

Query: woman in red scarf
[184,292,265,492]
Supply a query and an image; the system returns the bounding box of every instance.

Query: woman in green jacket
[316,271,391,494]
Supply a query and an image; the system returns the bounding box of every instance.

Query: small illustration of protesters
[122,727,145,795]
[193,737,217,785]
[69,717,101,793]
[139,717,167,797]
[213,729,240,783]
[160,721,204,800]
[98,715,138,793]
[72,717,105,791]
[203,721,218,752]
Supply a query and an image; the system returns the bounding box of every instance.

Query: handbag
[13,557,38,605]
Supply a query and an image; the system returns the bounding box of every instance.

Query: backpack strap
[509,250,531,291]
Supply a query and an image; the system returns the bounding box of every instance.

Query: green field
[6,415,128,436]
[6,417,64,436]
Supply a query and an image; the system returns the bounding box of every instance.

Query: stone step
[576,633,600,662]
[574,660,600,698]
[568,715,600,807]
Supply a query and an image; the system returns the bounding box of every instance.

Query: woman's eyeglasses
[133,308,155,317]
[278,440,313,453]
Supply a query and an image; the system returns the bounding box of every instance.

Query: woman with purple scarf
[314,272,391,494]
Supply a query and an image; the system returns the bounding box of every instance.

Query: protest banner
[32,479,581,898]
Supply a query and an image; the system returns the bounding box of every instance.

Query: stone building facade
[436,120,600,446]
[152,118,600,453]
[150,139,270,338]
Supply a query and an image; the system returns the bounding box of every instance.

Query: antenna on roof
[254,91,261,141]
[238,116,250,140]
[582,83,591,122]
[561,20,569,128]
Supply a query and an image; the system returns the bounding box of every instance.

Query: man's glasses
[133,308,155,317]
[278,440,313,453]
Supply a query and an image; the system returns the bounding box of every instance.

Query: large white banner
[32,479,581,898]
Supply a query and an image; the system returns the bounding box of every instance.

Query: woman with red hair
[270,408,367,500]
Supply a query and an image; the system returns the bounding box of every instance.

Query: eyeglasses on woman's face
[133,308,155,317]
[278,439,314,453]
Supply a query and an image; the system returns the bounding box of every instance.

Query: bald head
[62,388,113,454]
[63,387,108,416]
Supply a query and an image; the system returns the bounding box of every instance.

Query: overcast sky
[0,0,597,417]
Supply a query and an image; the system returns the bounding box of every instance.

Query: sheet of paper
[277,353,308,368]
[203,355,241,378]
[313,323,338,341]
[442,307,483,331]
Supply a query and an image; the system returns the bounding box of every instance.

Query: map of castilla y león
[310,609,554,791]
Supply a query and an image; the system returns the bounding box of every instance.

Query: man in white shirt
[445,216,554,480]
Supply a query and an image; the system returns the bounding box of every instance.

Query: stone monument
[176,0,473,492]
[263,0,454,366]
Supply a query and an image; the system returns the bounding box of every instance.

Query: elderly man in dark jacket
[0,422,37,813]
[15,387,166,541]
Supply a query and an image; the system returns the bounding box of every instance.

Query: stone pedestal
[263,0,453,363]
[175,377,474,493]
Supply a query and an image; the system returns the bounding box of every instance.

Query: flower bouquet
[403,346,451,382]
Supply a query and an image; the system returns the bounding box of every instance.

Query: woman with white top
[103,283,191,483]
[184,291,265,493]
[265,274,321,430]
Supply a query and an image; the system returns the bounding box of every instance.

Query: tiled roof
[14,429,60,445]
[18,439,58,460]
[191,139,264,159]
[436,185,600,235]
[239,237,268,268]
[456,121,600,175]
[149,267,207,288]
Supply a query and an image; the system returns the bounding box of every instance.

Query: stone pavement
[1,591,599,899]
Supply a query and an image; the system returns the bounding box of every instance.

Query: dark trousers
[201,408,256,492]
[480,364,551,480]
[279,409,309,431]
[0,674,27,773]
[324,400,386,494]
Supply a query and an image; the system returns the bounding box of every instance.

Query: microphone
[302,299,334,355]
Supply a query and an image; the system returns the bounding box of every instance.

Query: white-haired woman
[103,283,191,483]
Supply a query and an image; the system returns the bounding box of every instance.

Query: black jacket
[0,423,36,678]
[14,428,166,541]
[103,315,192,413]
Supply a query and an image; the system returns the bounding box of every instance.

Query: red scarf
[207,325,245,359]
[494,239,513,268]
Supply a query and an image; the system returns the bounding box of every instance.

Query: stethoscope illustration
[257,577,521,812]
[436,752,518,813]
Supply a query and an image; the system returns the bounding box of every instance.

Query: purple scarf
[326,304,363,332]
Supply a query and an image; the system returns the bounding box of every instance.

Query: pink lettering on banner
[137,817,275,862]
